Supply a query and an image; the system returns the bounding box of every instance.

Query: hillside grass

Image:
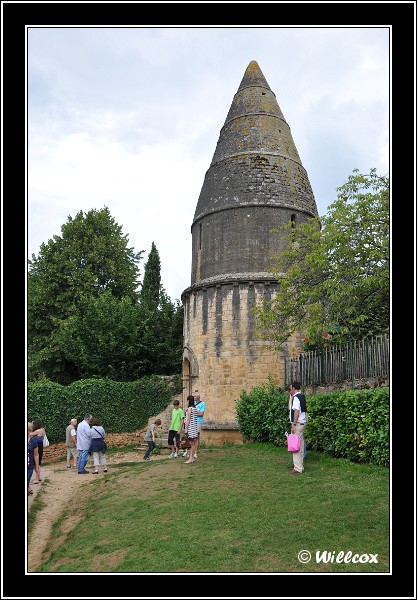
[32,443,389,573]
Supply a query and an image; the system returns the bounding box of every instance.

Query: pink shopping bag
[287,434,300,452]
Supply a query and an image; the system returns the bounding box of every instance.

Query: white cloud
[28,118,209,300]
[28,26,390,301]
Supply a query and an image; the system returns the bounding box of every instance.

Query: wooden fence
[284,334,390,388]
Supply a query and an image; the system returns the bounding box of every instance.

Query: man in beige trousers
[66,418,79,468]
[288,382,307,474]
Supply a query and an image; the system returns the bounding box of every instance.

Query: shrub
[236,380,389,466]
[28,375,175,443]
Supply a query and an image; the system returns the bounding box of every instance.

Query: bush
[236,378,289,446]
[28,375,175,443]
[306,388,389,466]
[236,380,389,466]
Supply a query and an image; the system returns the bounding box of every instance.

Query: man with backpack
[288,382,307,474]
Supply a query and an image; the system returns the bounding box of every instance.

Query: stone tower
[181,60,318,438]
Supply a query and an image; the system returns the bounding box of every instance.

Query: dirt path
[27,450,170,572]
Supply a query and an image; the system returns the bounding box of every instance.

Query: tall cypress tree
[139,242,161,312]
[139,242,183,375]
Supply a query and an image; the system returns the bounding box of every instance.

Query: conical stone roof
[193,60,317,224]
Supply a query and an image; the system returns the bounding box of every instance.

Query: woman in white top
[184,395,198,464]
[90,418,108,474]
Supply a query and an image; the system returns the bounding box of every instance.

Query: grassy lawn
[34,444,389,573]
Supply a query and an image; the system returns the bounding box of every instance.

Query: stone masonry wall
[191,205,312,283]
[183,280,298,428]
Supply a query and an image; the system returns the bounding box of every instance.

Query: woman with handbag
[28,422,40,495]
[29,417,45,483]
[89,418,108,474]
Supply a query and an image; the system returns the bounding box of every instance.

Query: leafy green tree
[53,291,147,381]
[254,169,389,350]
[29,234,184,382]
[28,207,144,383]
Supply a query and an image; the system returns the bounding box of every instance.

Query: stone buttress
[181,60,318,439]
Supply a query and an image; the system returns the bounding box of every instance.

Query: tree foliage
[53,291,146,381]
[254,169,389,350]
[137,243,184,376]
[140,241,161,312]
[28,207,144,383]
[28,207,183,383]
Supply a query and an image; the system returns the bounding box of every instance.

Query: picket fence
[284,334,390,388]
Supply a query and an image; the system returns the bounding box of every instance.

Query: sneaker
[173,452,178,458]
[194,453,198,459]
[168,452,175,458]
[183,452,189,458]
[92,471,99,474]
[103,469,108,473]
[143,457,150,461]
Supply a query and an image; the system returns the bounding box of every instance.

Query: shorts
[67,447,79,459]
[197,423,202,434]
[168,429,181,446]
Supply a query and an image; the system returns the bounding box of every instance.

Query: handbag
[287,434,300,452]
[91,427,107,453]
[180,433,191,449]
[43,433,50,447]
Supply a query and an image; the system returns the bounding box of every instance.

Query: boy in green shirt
[168,400,184,458]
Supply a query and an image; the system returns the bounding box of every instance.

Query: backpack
[290,393,307,422]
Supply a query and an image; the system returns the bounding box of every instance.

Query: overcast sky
[27,25,390,302]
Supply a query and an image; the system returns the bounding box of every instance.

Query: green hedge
[235,379,289,445]
[28,375,179,443]
[306,388,389,466]
[235,381,389,466]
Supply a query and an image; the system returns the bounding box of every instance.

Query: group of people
[27,414,109,495]
[143,384,308,473]
[75,414,108,475]
[29,383,305,491]
[28,392,206,496]
[143,390,206,464]
[66,414,109,474]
